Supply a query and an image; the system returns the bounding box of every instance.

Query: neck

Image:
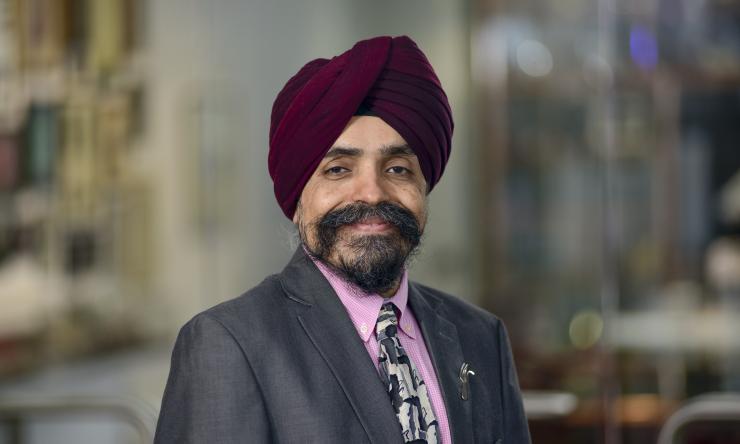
[379,278,402,298]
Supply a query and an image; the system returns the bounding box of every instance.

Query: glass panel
[472,0,740,442]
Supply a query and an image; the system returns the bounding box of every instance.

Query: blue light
[629,25,658,70]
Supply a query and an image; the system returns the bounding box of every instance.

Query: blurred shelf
[609,308,740,353]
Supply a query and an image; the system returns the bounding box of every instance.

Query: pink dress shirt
[312,258,452,444]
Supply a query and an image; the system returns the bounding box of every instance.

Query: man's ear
[292,201,300,224]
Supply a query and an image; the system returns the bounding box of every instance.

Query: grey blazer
[154,248,531,443]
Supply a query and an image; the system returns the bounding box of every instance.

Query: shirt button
[405,323,412,331]
[360,323,368,334]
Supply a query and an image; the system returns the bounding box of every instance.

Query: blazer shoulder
[156,288,273,442]
[187,274,286,335]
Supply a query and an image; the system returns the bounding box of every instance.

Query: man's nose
[351,169,390,204]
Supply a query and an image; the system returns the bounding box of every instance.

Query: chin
[328,243,360,265]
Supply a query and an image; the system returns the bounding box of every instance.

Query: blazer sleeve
[154,313,272,443]
[498,321,532,443]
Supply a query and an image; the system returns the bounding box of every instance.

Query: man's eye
[325,166,349,175]
[387,166,410,175]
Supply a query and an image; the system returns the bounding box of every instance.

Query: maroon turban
[268,35,454,219]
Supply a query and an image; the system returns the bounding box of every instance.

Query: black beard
[300,202,423,295]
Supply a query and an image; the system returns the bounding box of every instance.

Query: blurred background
[0,0,739,443]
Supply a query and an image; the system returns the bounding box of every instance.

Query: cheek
[296,180,320,218]
[402,189,427,225]
[297,184,342,223]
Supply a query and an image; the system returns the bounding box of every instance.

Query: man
[155,35,530,444]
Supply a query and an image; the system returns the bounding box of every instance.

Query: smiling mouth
[346,217,394,233]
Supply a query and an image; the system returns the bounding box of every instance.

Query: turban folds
[269,35,453,219]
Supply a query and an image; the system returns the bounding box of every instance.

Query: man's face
[294,116,428,295]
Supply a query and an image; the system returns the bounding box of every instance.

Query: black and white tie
[376,303,438,443]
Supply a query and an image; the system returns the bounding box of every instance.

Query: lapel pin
[459,362,475,401]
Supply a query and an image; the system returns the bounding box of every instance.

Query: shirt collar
[310,255,414,341]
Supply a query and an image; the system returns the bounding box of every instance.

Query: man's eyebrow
[324,147,362,158]
[380,144,415,157]
[323,144,415,159]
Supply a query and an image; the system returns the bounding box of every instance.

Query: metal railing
[657,393,740,444]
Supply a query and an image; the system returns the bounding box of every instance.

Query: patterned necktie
[376,303,439,443]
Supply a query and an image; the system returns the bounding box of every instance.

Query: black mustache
[318,202,421,241]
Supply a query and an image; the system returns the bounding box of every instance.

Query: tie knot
[376,303,398,339]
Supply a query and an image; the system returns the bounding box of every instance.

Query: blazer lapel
[278,249,402,444]
[408,283,474,444]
